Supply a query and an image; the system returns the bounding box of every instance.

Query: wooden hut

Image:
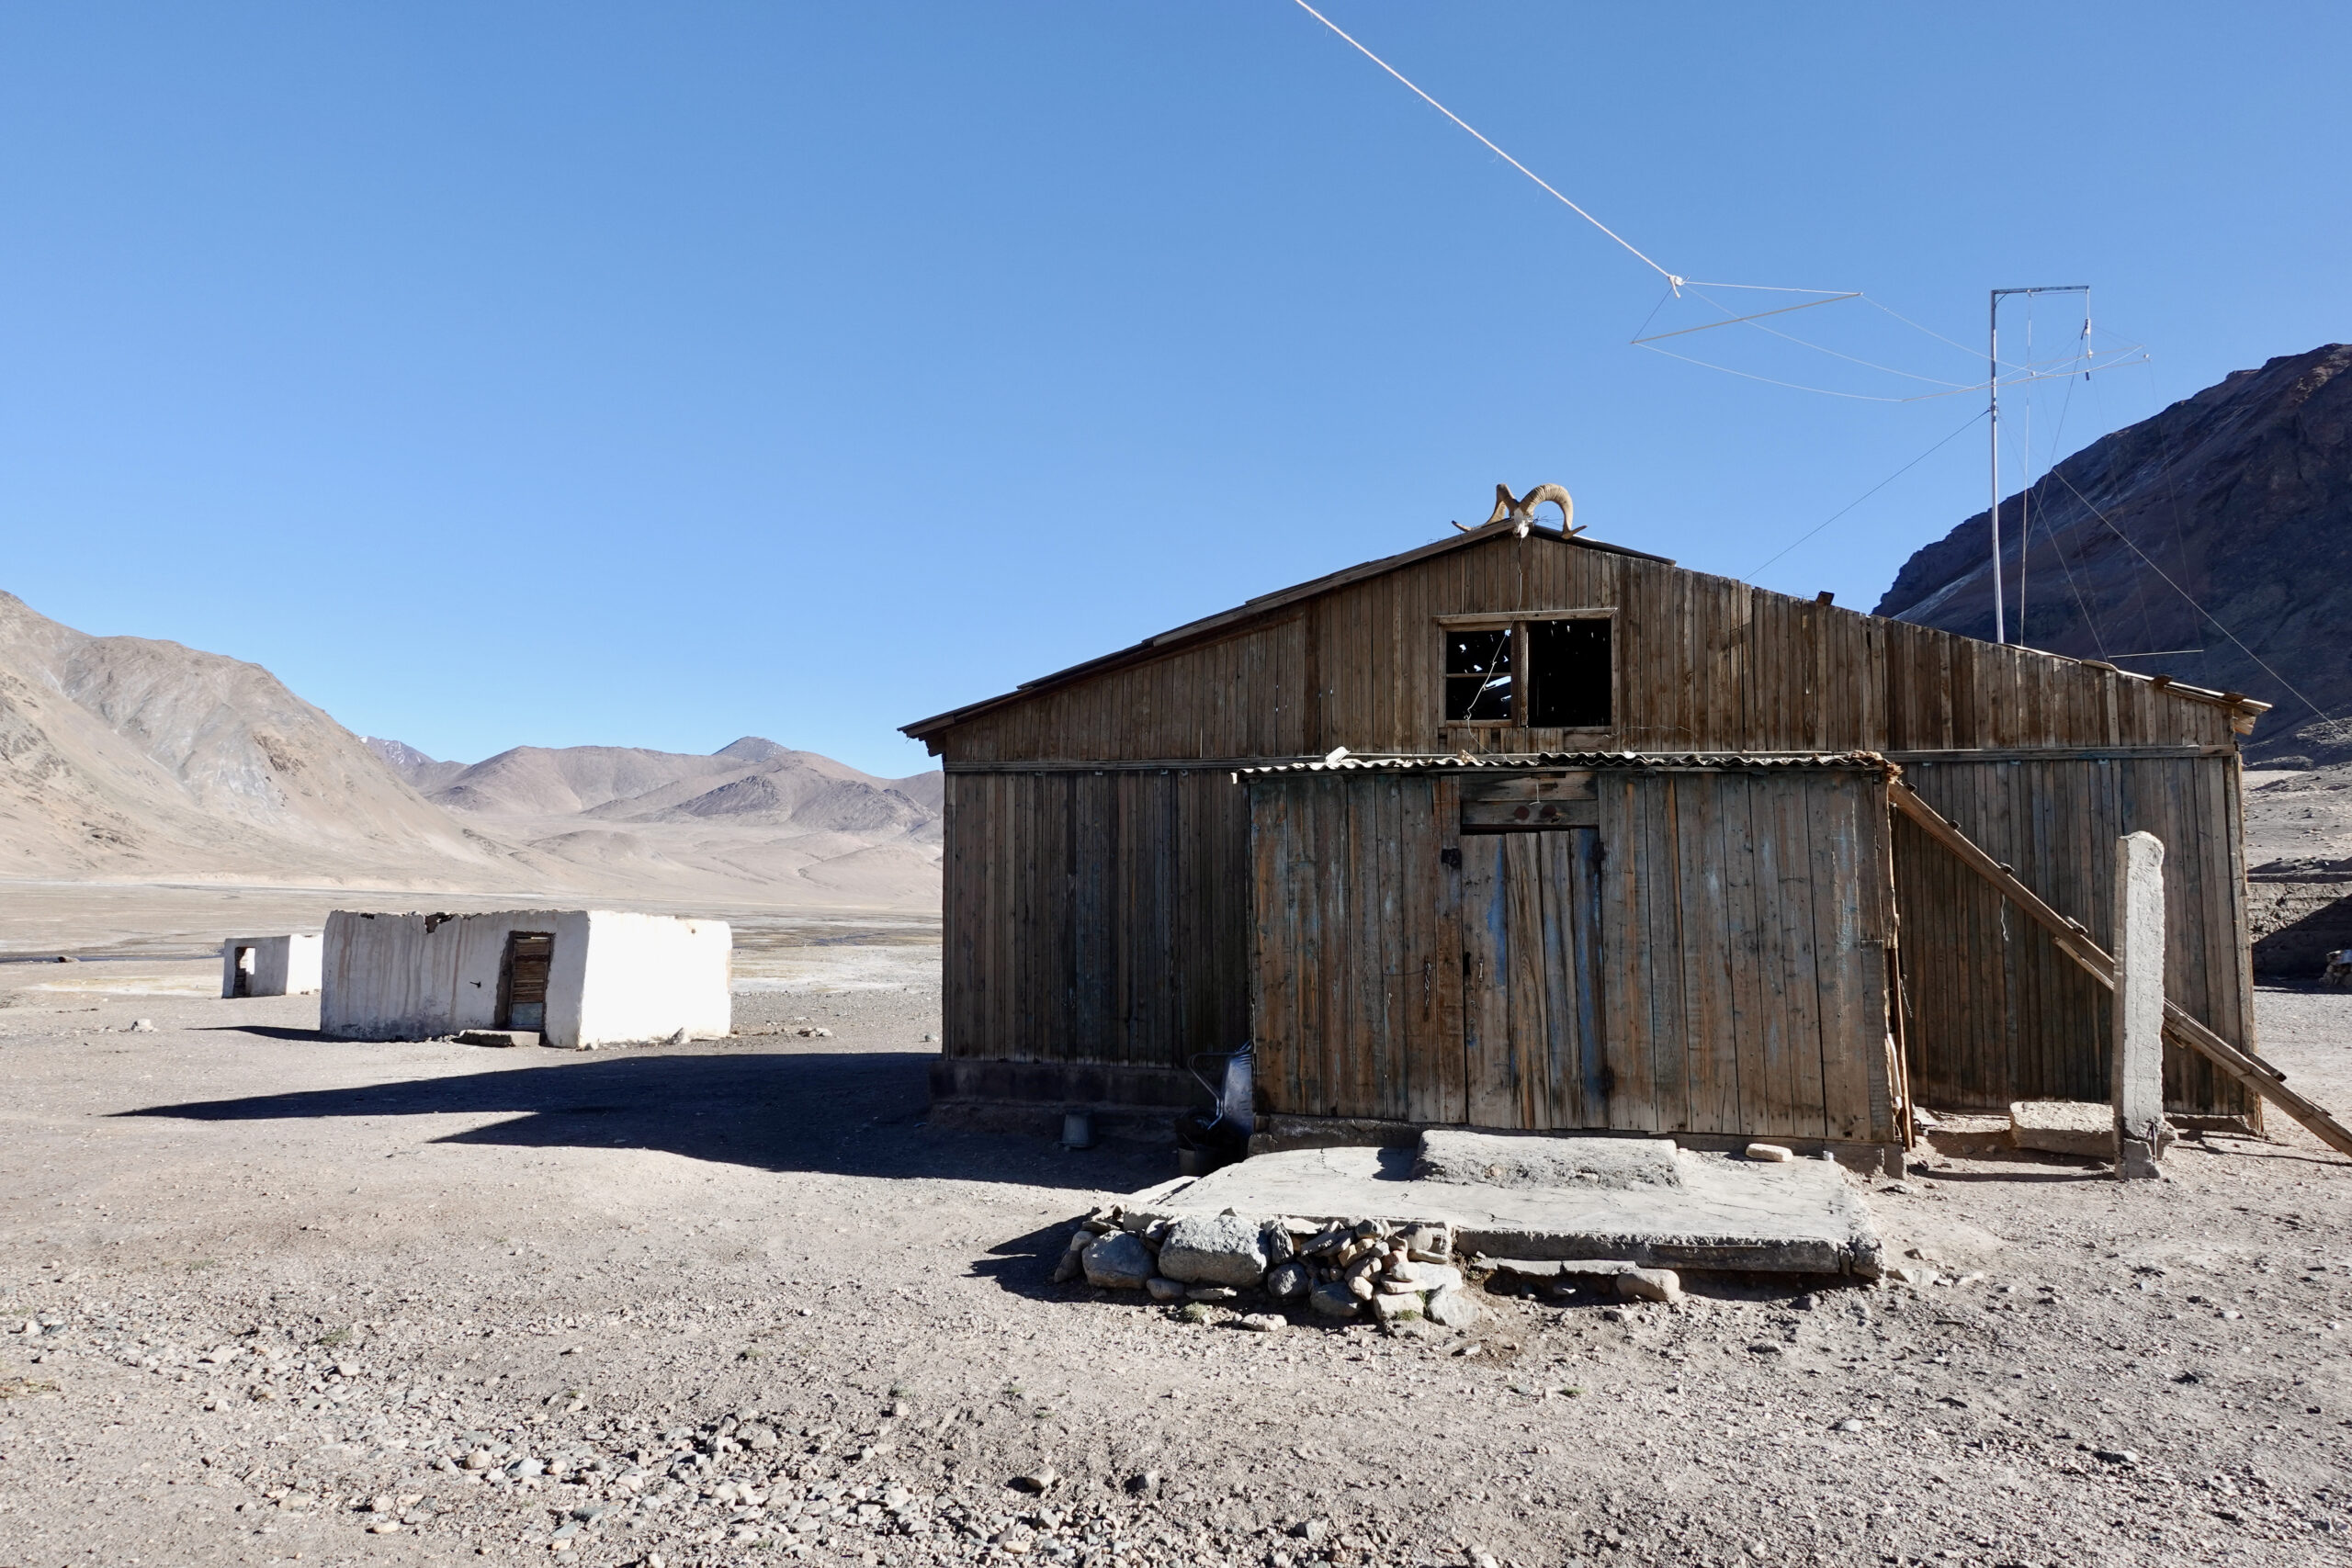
[902,508,2270,1168]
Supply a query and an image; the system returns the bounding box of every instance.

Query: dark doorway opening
[499,931,555,1032]
[231,946,255,998]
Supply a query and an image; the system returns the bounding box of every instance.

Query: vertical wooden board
[1356,777,1398,1120]
[1535,831,1579,1127]
[1301,776,1337,1116]
[1374,777,1411,1120]
[1246,783,1287,1112]
[1595,773,1642,1123]
[1741,772,1794,1131]
[1396,778,1442,1123]
[1810,776,1877,1139]
[1676,773,1737,1133]
[1569,825,1609,1126]
[1460,832,1511,1128]
[1767,775,1829,1138]
[1502,833,1549,1128]
[1282,780,1319,1115]
[1636,774,1684,1132]
[1715,774,1777,1134]
[1284,780,1321,1116]
[1070,775,1110,1058]
[1431,775,1468,1124]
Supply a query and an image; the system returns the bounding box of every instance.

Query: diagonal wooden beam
[1889,781,2352,1161]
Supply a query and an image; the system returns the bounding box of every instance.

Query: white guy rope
[1288,0,1684,287]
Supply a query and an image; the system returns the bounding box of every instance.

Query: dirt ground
[2,938,2350,1567]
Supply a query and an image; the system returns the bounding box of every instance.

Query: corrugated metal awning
[1235,749,1899,778]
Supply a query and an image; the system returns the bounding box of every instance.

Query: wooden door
[1460,827,1607,1128]
[501,931,555,1031]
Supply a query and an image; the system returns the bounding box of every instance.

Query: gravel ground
[1,965,2349,1568]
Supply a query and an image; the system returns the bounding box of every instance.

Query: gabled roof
[899,516,2268,741]
[900,519,1669,739]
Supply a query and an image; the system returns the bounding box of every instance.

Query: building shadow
[119,1048,1173,1194]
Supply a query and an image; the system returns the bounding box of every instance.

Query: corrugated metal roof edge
[1235,750,1900,777]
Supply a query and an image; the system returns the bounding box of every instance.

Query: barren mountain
[369,735,940,836]
[1875,345,2352,973]
[1877,344,2352,763]
[0,592,941,910]
[360,734,944,908]
[0,592,510,886]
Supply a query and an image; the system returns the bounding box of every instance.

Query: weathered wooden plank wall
[938,533,2238,763]
[1894,755,2254,1116]
[1247,766,1897,1144]
[943,770,1250,1073]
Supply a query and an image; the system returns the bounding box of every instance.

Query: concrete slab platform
[457,1029,540,1048]
[2008,1100,2113,1158]
[1129,1143,1882,1277]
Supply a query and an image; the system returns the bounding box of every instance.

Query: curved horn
[1483,483,1520,526]
[1522,483,1577,534]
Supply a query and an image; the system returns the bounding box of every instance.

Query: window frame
[1436,607,1617,736]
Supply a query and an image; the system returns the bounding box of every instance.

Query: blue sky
[4,3,2345,776]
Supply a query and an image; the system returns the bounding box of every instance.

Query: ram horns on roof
[1456,482,1578,538]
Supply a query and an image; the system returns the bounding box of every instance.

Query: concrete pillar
[2112,830,2169,1179]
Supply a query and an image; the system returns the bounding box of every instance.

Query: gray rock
[1081,1232,1156,1290]
[1369,1291,1422,1324]
[739,1423,777,1450]
[1384,1260,1463,1292]
[1402,1223,1453,1261]
[1308,1281,1361,1318]
[1261,1225,1296,1264]
[1235,1313,1286,1333]
[1616,1268,1683,1305]
[505,1458,544,1479]
[1264,1261,1310,1301]
[1425,1286,1482,1329]
[1156,1213,1268,1287]
[1144,1277,1187,1303]
[1186,1285,1238,1303]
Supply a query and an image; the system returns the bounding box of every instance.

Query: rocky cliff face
[1876,344,2352,762]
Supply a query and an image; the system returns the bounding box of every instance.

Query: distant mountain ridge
[0,589,941,909]
[1876,344,2352,761]
[0,592,502,883]
[365,736,942,837]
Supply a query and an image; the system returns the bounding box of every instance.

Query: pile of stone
[1054,1207,1481,1329]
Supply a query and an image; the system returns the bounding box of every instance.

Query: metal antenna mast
[1989,285,2088,644]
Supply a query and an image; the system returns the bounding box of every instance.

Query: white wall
[575,911,732,1046]
[220,934,323,998]
[321,908,729,1048]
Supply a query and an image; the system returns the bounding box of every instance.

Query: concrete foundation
[321,908,730,1050]
[1251,1114,1905,1179]
[1125,1136,1883,1277]
[220,935,323,998]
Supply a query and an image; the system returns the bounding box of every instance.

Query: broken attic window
[1526,617,1612,728]
[1444,626,1514,722]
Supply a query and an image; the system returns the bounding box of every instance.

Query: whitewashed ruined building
[220,934,324,998]
[320,909,731,1049]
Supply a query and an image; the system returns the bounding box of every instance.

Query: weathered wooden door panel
[1251,773,1465,1123]
[1462,826,1607,1131]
